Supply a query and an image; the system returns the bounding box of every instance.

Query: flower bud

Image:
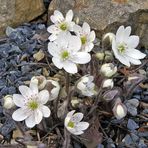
[103,32,115,44]
[45,80,60,100]
[104,51,114,61]
[3,95,15,109]
[102,79,114,88]
[31,76,47,90]
[100,63,117,77]
[95,52,105,61]
[112,99,127,119]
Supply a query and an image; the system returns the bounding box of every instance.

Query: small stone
[127,119,139,131]
[33,49,45,61]
[122,134,132,146]
[8,86,16,94]
[125,99,139,116]
[97,144,104,148]
[138,139,147,148]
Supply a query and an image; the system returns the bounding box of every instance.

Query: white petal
[68,22,75,31]
[47,25,60,34]
[73,24,82,36]
[73,130,84,135]
[77,82,86,90]
[68,35,81,51]
[89,31,96,42]
[63,61,78,74]
[126,35,139,48]
[71,113,84,122]
[19,85,32,98]
[76,122,89,130]
[66,10,73,22]
[72,52,91,64]
[40,105,51,117]
[84,43,94,52]
[48,42,60,57]
[53,10,64,23]
[34,109,43,124]
[55,32,69,47]
[50,80,60,100]
[29,81,38,95]
[125,49,146,59]
[13,94,25,107]
[67,110,75,118]
[83,22,90,34]
[116,54,130,67]
[116,25,125,43]
[52,57,63,69]
[65,110,75,127]
[48,34,58,41]
[25,113,36,128]
[12,108,29,121]
[128,57,142,65]
[124,26,131,39]
[38,90,49,104]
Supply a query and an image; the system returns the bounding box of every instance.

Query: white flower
[48,33,91,74]
[100,63,117,77]
[3,95,15,109]
[73,22,95,52]
[47,10,75,41]
[102,79,114,88]
[112,25,146,67]
[12,83,51,128]
[64,110,89,135]
[77,75,98,97]
[46,80,60,100]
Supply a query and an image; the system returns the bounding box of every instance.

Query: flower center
[118,44,126,53]
[81,36,87,45]
[28,100,38,110]
[60,23,67,31]
[68,121,75,128]
[61,50,69,60]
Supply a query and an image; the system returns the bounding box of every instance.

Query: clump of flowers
[47,10,75,41]
[112,26,146,67]
[12,81,51,128]
[7,9,147,148]
[64,110,89,135]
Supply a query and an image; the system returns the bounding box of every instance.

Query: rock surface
[48,0,148,48]
[0,0,45,36]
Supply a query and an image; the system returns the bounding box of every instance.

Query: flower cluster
[47,10,96,74]
[112,26,146,67]
[6,9,147,139]
[11,76,60,128]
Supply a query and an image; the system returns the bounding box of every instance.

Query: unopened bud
[31,76,47,90]
[104,51,113,61]
[103,32,115,44]
[100,63,117,77]
[95,52,105,60]
[3,95,15,109]
[102,79,114,88]
[113,102,127,119]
